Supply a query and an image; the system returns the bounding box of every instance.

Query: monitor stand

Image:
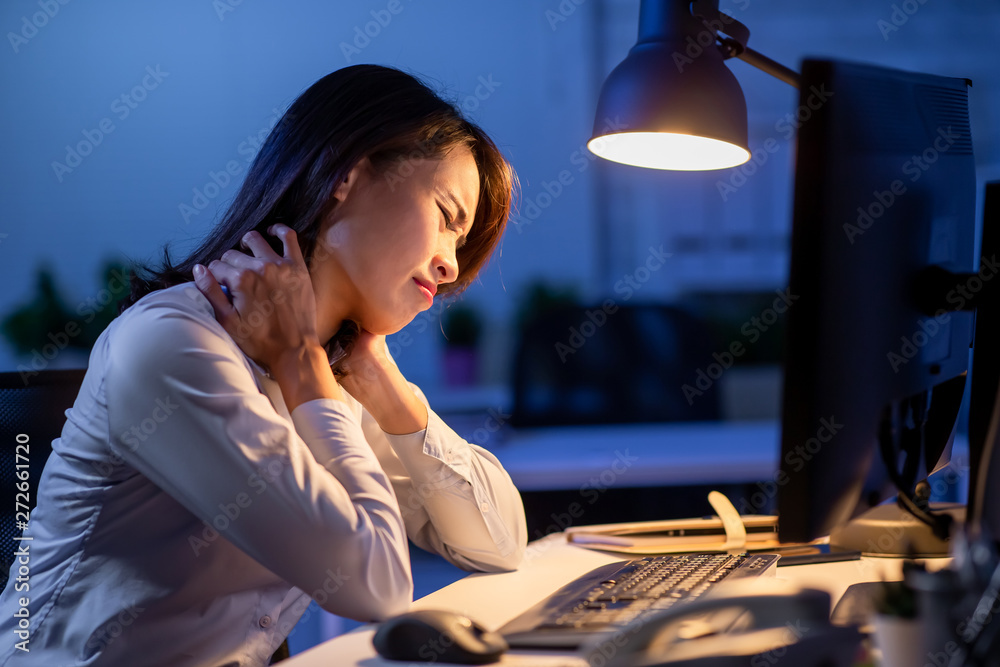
[829,502,965,557]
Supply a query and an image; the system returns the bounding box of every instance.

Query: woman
[0,65,526,666]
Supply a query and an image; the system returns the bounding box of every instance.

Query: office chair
[511,303,721,427]
[0,368,87,591]
[270,641,290,663]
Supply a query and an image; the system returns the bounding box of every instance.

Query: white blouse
[0,283,527,666]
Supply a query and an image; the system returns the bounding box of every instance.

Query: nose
[434,246,458,285]
[435,241,460,285]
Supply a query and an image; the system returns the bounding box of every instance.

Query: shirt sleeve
[361,384,528,572]
[103,290,412,622]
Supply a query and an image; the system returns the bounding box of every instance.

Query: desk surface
[284,533,932,666]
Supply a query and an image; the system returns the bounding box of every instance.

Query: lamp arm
[733,46,801,89]
[689,0,801,89]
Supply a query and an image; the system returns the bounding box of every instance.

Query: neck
[310,243,357,344]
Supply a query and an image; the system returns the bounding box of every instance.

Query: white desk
[283,533,935,666]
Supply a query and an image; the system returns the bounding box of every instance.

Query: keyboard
[499,552,780,648]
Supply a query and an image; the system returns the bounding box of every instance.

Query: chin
[361,313,417,337]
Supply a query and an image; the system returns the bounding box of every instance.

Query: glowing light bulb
[587,132,750,171]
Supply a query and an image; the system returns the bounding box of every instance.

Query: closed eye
[440,203,467,249]
[439,203,455,229]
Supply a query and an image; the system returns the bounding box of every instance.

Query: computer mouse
[372,608,508,664]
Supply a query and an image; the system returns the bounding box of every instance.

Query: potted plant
[871,574,921,667]
[2,261,130,368]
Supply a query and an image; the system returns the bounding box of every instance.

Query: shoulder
[107,283,246,379]
[123,282,218,322]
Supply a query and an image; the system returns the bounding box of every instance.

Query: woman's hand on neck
[336,330,428,435]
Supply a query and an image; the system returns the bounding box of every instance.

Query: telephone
[579,578,863,667]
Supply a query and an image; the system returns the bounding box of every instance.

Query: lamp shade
[588,0,750,171]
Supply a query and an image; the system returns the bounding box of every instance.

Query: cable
[880,391,954,542]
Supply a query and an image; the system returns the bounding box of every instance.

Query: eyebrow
[443,190,470,225]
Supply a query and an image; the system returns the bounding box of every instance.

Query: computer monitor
[774,58,996,556]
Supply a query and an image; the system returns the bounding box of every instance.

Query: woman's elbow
[364,566,414,621]
[490,516,529,572]
[314,569,413,621]
[484,540,527,573]
[311,532,414,620]
[451,534,527,574]
[358,584,413,622]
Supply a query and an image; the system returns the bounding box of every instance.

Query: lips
[414,278,436,303]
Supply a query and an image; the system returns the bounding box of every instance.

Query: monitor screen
[775,58,977,550]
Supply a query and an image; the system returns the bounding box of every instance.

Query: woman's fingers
[241,230,281,261]
[196,225,319,370]
[225,225,305,272]
[269,224,305,264]
[193,264,237,326]
[219,248,265,271]
[205,258,243,287]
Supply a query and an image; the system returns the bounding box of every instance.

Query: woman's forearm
[270,344,345,412]
[341,359,428,435]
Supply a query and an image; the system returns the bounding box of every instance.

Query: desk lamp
[587,0,798,171]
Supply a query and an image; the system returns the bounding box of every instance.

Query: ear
[332,156,371,204]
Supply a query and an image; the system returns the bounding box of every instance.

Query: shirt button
[480,502,490,513]
[259,615,272,628]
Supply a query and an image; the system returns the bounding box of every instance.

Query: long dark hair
[124,64,516,371]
